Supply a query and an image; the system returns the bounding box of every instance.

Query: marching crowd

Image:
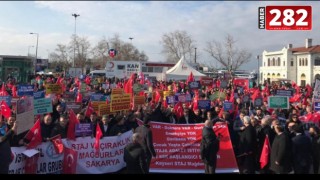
[0,72,320,174]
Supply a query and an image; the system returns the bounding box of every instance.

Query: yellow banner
[45,84,62,95]
[110,93,131,112]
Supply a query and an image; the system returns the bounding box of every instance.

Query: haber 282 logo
[259,6,312,30]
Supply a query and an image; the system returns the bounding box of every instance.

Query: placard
[268,96,289,109]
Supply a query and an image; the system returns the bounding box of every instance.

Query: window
[147,67,153,72]
[291,61,294,66]
[154,67,163,73]
[272,58,275,66]
[277,57,280,66]
[283,61,285,66]
[299,58,301,66]
[264,62,265,67]
[142,67,148,72]
[117,65,125,70]
[315,57,320,66]
[268,58,270,66]
[305,58,308,66]
[302,58,305,66]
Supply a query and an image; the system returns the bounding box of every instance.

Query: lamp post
[194,47,197,63]
[129,37,133,44]
[72,13,80,67]
[30,32,39,74]
[257,55,260,85]
[28,45,34,56]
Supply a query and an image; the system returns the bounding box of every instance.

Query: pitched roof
[289,45,320,53]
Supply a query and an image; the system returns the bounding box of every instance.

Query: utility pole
[194,47,197,63]
[72,13,80,67]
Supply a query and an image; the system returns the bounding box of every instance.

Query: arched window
[277,57,281,66]
[302,58,305,66]
[277,73,280,77]
[268,58,270,66]
[305,58,308,66]
[272,58,275,66]
[267,73,270,77]
[272,73,275,78]
[299,58,301,66]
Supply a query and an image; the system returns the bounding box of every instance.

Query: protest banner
[268,96,289,109]
[18,85,34,96]
[275,89,294,97]
[98,104,111,116]
[66,102,82,114]
[91,101,106,114]
[200,77,213,86]
[197,100,211,110]
[110,94,131,112]
[46,84,62,95]
[34,98,53,115]
[16,96,34,134]
[0,95,12,106]
[34,91,45,100]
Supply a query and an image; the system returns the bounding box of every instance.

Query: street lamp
[257,55,260,85]
[72,13,80,67]
[28,45,34,56]
[194,47,197,63]
[30,32,39,74]
[129,37,133,44]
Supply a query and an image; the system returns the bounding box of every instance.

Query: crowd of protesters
[0,71,320,174]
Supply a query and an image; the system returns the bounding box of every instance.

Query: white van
[88,70,106,78]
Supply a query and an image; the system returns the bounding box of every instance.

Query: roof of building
[289,45,320,53]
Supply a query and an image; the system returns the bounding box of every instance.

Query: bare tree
[160,30,196,63]
[49,44,72,72]
[91,36,110,69]
[91,34,148,65]
[204,34,251,71]
[68,35,91,72]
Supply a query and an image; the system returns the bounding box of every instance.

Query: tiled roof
[289,45,320,53]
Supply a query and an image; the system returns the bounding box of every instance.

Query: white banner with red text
[8,130,132,174]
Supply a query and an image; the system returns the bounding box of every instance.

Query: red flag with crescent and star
[62,147,78,174]
[51,134,64,154]
[25,119,42,149]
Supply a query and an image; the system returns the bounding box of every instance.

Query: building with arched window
[259,38,320,86]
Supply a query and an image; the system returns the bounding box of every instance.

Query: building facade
[259,38,320,86]
[0,55,34,83]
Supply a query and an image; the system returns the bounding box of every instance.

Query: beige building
[259,38,320,86]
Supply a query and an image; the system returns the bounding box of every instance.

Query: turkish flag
[187,72,194,85]
[85,101,94,118]
[62,147,78,174]
[75,91,82,103]
[67,109,80,140]
[1,100,11,118]
[25,120,42,149]
[51,134,64,154]
[24,154,40,174]
[174,102,184,120]
[0,83,8,96]
[94,124,103,152]
[260,135,271,169]
[12,85,18,98]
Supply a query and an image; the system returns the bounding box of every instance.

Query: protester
[134,115,156,173]
[0,120,16,174]
[123,133,148,174]
[200,120,220,174]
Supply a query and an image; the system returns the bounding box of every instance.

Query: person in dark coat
[270,125,292,174]
[257,116,276,174]
[309,125,320,174]
[238,116,257,174]
[50,114,69,138]
[178,108,196,124]
[200,120,220,174]
[41,114,54,142]
[0,120,16,174]
[134,115,156,173]
[109,115,129,136]
[291,124,312,174]
[99,115,112,137]
[123,133,148,174]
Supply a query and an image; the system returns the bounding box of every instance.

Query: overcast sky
[0,1,319,71]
